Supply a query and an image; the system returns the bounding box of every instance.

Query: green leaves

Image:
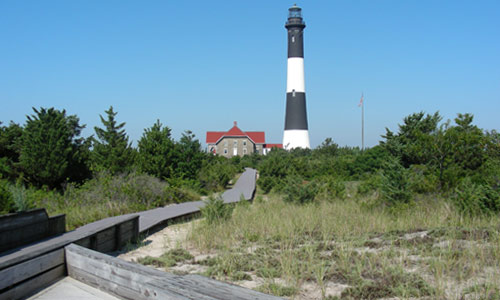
[137,120,175,179]
[19,107,88,188]
[91,106,134,174]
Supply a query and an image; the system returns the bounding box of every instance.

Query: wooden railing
[0,168,268,299]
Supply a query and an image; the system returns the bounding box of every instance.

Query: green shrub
[198,158,237,192]
[407,164,439,194]
[317,176,346,200]
[257,176,275,194]
[9,183,33,212]
[380,160,412,207]
[29,171,200,230]
[283,176,319,204]
[201,196,233,225]
[357,174,382,195]
[452,178,500,215]
[0,180,13,214]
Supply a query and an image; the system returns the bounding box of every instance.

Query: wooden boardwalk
[1,168,269,300]
[133,167,257,233]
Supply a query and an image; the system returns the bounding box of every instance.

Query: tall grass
[30,171,200,230]
[188,192,500,299]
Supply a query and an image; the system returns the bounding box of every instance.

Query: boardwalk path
[130,167,257,233]
[0,168,257,269]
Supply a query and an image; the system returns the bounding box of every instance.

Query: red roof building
[206,122,282,157]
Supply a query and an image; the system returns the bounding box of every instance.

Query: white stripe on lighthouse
[286,57,305,93]
[283,130,310,150]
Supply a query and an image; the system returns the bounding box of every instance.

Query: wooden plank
[96,227,116,252]
[118,219,135,233]
[0,264,65,300]
[65,244,281,300]
[47,214,66,236]
[0,215,138,270]
[181,274,283,300]
[0,248,64,290]
[0,209,48,232]
[65,244,196,299]
[74,236,91,248]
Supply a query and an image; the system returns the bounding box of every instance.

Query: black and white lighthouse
[283,4,310,149]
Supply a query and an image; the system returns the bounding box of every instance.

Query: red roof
[246,132,265,144]
[206,122,265,144]
[264,144,283,149]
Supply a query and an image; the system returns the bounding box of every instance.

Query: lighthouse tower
[283,4,310,149]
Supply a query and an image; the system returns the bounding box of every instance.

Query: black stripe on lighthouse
[285,92,308,130]
[287,29,304,58]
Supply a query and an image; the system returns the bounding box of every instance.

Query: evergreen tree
[91,106,134,174]
[0,121,23,180]
[137,120,176,179]
[174,130,205,179]
[19,107,87,188]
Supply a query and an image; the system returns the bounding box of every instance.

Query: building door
[233,147,238,156]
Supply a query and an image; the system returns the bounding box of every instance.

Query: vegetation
[0,106,238,226]
[2,104,493,298]
[256,111,500,216]
[91,106,134,174]
[186,193,500,299]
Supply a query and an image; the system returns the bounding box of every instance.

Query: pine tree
[174,130,205,179]
[91,106,134,174]
[0,121,23,180]
[137,120,176,179]
[19,107,87,188]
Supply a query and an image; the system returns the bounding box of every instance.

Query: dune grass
[187,191,500,299]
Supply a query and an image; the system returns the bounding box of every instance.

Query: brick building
[206,122,282,157]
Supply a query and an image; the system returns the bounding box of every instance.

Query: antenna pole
[361,93,364,151]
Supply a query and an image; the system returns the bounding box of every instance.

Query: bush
[357,174,383,195]
[317,176,346,200]
[407,165,439,194]
[0,180,13,214]
[452,178,500,215]
[283,176,319,204]
[29,171,200,230]
[257,175,276,194]
[200,196,233,225]
[198,158,237,193]
[9,183,33,212]
[379,160,412,207]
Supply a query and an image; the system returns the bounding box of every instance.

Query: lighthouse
[283,4,310,149]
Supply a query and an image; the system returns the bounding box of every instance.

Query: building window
[224,148,228,155]
[243,140,247,146]
[224,140,228,146]
[234,140,238,147]
[243,148,247,155]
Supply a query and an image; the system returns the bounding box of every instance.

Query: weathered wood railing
[0,168,264,299]
[66,243,281,300]
[0,214,139,300]
[0,208,65,253]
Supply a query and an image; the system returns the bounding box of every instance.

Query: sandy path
[118,220,197,262]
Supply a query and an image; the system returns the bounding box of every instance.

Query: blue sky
[1,1,499,148]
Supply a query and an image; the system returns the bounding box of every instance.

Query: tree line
[1,108,499,217]
[255,112,500,215]
[0,106,239,214]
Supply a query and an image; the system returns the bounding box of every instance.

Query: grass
[29,171,200,230]
[185,189,500,299]
[137,248,194,268]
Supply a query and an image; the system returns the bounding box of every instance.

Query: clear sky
[1,1,499,148]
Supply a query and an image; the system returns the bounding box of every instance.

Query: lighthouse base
[283,130,310,150]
